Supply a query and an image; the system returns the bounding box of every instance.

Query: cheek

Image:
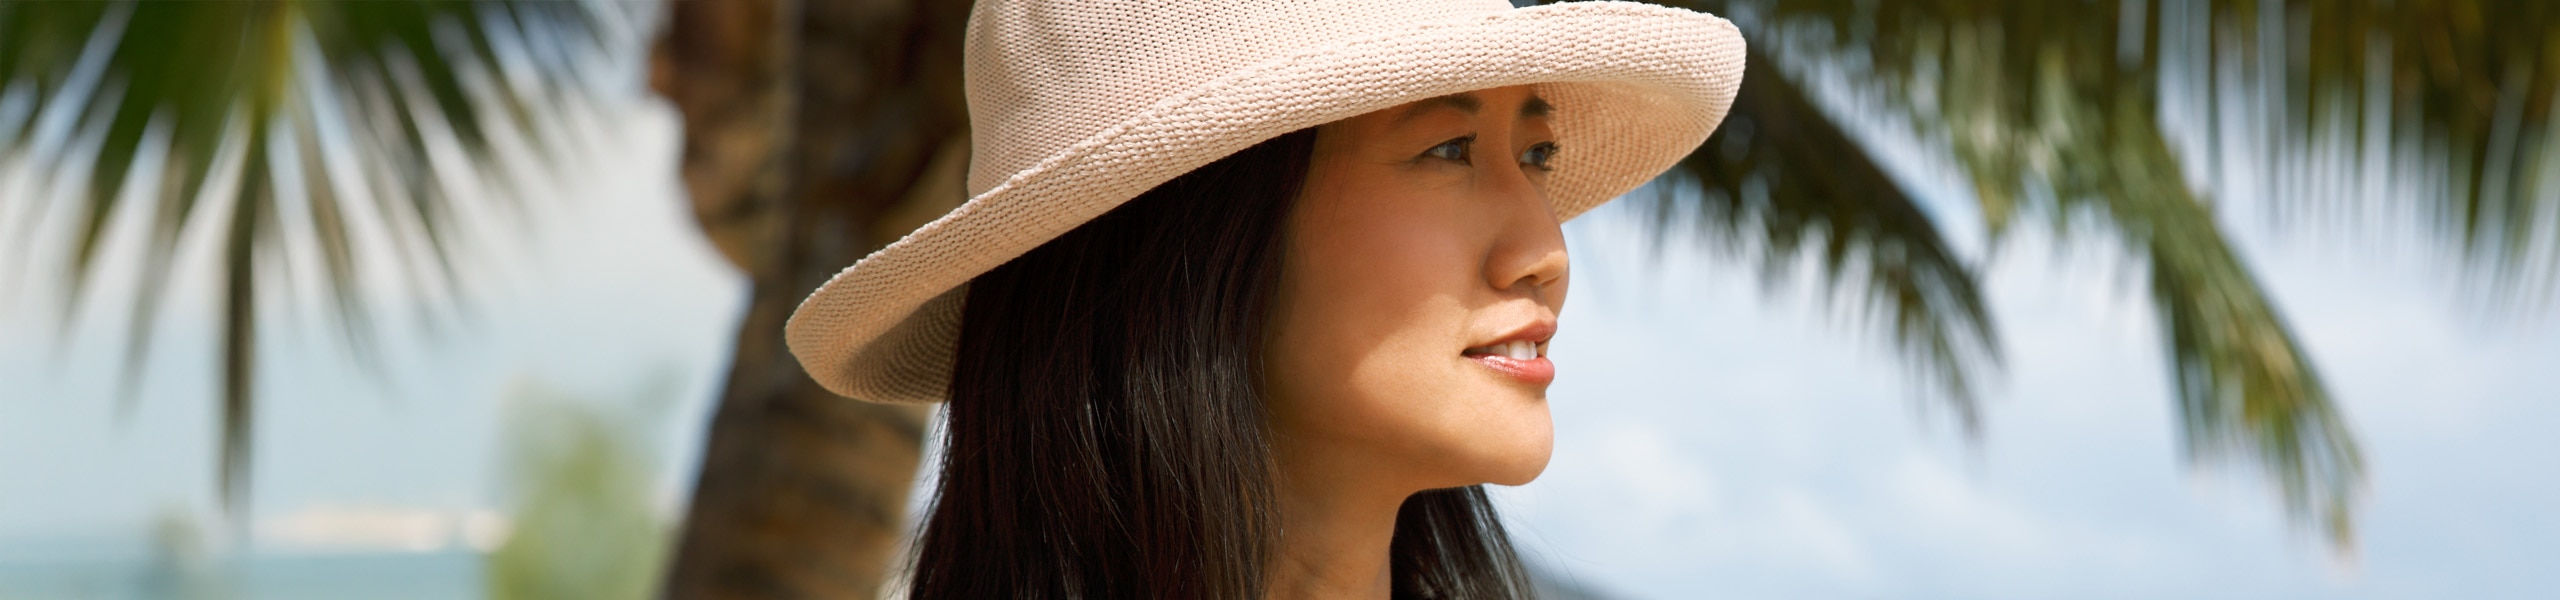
[1263,185,1555,487]
[1267,207,1469,430]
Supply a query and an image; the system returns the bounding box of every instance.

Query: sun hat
[786,0,1747,404]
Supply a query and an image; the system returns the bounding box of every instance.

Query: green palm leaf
[0,0,627,517]
[1607,0,2560,549]
[1637,54,2002,432]
[2264,0,2560,302]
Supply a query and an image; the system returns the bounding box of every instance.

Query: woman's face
[1265,84,1567,493]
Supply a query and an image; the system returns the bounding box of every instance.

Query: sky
[6,68,2560,600]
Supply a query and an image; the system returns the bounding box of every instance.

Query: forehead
[1315,86,1557,149]
[1383,89,1555,127]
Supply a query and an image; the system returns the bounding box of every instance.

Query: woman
[784,0,1745,597]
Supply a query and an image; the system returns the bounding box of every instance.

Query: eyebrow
[1520,95,1553,118]
[1389,92,1554,126]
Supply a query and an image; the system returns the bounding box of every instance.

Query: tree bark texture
[651,0,972,597]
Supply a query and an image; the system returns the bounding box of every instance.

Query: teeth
[1467,340,1546,360]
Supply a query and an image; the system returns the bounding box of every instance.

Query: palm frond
[2247,0,2560,304]
[0,0,630,516]
[1632,0,2418,548]
[1643,54,2002,432]
[1766,0,2560,301]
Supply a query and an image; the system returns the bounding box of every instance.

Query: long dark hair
[909,128,1538,598]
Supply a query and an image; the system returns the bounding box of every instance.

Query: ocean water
[0,551,481,600]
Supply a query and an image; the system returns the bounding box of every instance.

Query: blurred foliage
[0,0,629,517]
[1639,0,2560,549]
[485,380,673,600]
[1650,51,2001,431]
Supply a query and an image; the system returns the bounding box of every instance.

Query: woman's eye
[1520,142,1559,171]
[1425,136,1473,164]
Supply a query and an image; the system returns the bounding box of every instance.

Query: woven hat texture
[787,0,1748,403]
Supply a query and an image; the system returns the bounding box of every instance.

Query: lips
[1463,321,1556,385]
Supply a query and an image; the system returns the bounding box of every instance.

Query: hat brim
[786,1,1746,403]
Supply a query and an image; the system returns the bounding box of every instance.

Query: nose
[1481,168,1569,302]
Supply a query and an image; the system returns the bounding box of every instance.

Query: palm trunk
[650,0,972,597]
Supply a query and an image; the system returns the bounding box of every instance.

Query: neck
[1267,449,1409,600]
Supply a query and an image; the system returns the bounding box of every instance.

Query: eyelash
[1423,135,1475,164]
[1424,136,1560,171]
[1521,141,1559,171]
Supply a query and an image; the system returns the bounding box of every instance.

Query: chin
[1462,408,1555,487]
[1484,467,1546,487]
[1407,409,1553,490]
[1477,446,1553,487]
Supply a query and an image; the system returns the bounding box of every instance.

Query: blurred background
[2,0,2557,598]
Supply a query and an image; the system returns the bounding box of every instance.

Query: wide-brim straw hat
[787,0,1747,404]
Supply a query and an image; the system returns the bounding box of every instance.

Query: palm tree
[0,0,625,517]
[647,0,967,596]
[0,1,943,596]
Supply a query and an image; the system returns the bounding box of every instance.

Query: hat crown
[964,0,1511,194]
